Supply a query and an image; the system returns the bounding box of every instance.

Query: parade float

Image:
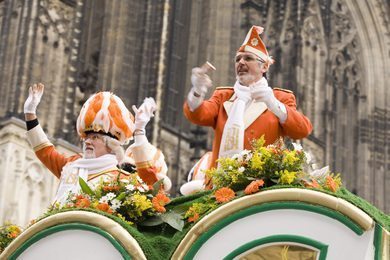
[1,139,388,260]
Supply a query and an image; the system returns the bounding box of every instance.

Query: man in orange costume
[183,25,312,188]
[24,83,170,203]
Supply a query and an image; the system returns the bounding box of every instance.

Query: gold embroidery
[65,173,78,184]
[223,125,240,151]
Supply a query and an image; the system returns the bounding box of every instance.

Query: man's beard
[83,143,96,159]
[236,74,255,86]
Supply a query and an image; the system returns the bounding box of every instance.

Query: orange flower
[152,193,170,213]
[244,179,264,195]
[188,212,199,223]
[75,197,90,208]
[215,187,235,203]
[97,203,113,214]
[103,185,120,192]
[304,179,320,189]
[8,232,19,238]
[326,176,338,192]
[76,194,86,200]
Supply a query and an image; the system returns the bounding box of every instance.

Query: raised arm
[24,83,79,178]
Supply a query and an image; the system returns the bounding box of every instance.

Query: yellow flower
[132,194,152,212]
[282,150,299,165]
[251,152,264,170]
[280,170,297,184]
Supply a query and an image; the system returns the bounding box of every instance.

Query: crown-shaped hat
[238,25,274,64]
[76,92,135,145]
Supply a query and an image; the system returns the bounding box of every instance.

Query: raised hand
[191,62,215,96]
[24,83,44,114]
[132,97,157,131]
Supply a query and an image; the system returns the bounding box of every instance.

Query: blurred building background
[0,0,388,226]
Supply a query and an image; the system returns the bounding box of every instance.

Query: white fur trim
[26,124,52,151]
[244,45,268,61]
[180,180,205,196]
[156,173,172,191]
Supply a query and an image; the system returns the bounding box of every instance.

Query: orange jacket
[183,87,312,169]
[35,146,131,182]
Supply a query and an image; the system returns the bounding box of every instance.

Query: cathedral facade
[0,0,388,226]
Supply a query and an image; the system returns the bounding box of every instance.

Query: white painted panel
[194,209,375,260]
[18,229,123,260]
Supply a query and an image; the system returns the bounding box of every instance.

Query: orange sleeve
[183,89,232,128]
[35,145,81,178]
[275,90,313,139]
[137,166,158,186]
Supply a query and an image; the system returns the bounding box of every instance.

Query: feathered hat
[237,25,274,65]
[76,92,135,145]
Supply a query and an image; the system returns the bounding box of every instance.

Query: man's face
[235,51,268,86]
[83,133,111,159]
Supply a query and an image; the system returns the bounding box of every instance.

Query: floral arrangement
[0,223,22,253]
[50,174,171,226]
[184,136,342,223]
[206,136,341,192]
[0,136,343,249]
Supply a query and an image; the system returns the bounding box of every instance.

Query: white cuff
[133,134,148,146]
[26,124,52,151]
[187,88,204,112]
[180,180,205,195]
[156,173,172,191]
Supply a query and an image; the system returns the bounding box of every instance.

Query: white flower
[106,192,116,200]
[241,149,250,156]
[142,184,149,191]
[136,176,144,183]
[110,199,122,210]
[125,184,135,191]
[305,151,312,164]
[99,196,109,204]
[309,166,329,179]
[137,186,145,192]
[228,166,233,170]
[120,179,130,184]
[292,142,303,151]
[238,167,245,173]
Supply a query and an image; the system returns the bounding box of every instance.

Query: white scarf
[54,154,118,204]
[218,81,251,162]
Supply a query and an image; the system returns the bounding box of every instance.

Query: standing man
[24,83,170,203]
[183,25,312,186]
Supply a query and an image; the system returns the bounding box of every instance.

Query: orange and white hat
[76,92,135,145]
[237,25,274,65]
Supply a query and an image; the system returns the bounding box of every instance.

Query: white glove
[191,67,212,96]
[24,83,44,114]
[250,77,287,123]
[132,97,156,130]
[187,64,214,111]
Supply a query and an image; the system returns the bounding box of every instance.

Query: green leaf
[168,204,190,215]
[152,179,164,196]
[139,216,164,226]
[116,192,127,201]
[79,177,95,196]
[161,211,184,231]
